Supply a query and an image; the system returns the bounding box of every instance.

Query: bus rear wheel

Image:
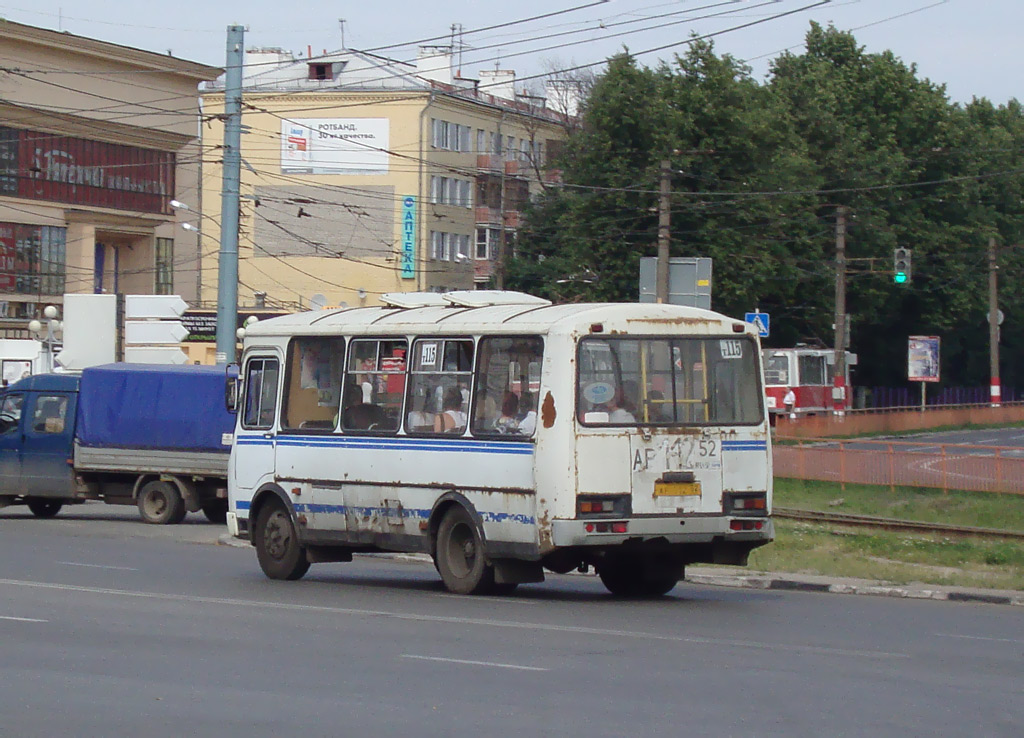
[598,554,683,598]
[435,506,495,595]
[253,500,310,581]
[27,498,63,519]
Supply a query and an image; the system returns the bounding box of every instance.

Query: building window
[431,119,471,151]
[0,223,66,296]
[430,176,472,207]
[155,237,173,295]
[476,129,486,153]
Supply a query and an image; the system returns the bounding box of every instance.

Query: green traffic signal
[894,271,908,284]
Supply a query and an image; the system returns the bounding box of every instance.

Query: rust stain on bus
[541,391,556,428]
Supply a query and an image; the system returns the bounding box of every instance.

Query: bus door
[19,390,77,497]
[234,355,282,498]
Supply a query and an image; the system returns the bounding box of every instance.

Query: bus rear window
[578,337,763,426]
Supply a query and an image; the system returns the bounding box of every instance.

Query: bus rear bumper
[550,516,774,548]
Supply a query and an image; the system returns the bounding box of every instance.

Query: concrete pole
[656,160,671,303]
[988,236,1000,406]
[833,206,847,415]
[216,25,244,364]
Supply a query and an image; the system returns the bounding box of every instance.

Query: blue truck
[0,363,236,524]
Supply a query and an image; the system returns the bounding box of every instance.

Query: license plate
[654,481,702,497]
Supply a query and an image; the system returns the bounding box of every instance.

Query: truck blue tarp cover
[77,363,236,452]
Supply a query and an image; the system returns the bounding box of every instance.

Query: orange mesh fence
[773,439,1024,494]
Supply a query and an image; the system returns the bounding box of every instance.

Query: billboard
[908,336,940,382]
[281,118,390,174]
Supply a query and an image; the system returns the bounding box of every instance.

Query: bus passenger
[517,392,537,436]
[493,392,519,434]
[434,387,467,433]
[608,386,636,423]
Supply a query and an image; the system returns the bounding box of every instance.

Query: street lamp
[27,305,62,373]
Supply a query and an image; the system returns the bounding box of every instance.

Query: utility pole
[216,25,244,364]
[833,206,848,415]
[656,159,671,303]
[988,236,1001,406]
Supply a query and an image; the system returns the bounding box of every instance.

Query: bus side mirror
[225,364,240,413]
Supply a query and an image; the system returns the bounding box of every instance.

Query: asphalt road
[2,504,1023,737]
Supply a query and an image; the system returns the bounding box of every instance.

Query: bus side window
[242,358,280,430]
[470,336,543,438]
[405,338,473,435]
[342,339,407,433]
[281,336,346,431]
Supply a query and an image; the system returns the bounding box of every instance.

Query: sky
[0,0,1019,105]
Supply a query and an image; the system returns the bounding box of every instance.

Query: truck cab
[0,373,79,516]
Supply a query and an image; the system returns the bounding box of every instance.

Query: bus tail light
[730,520,765,531]
[585,521,629,533]
[724,492,768,515]
[577,495,631,518]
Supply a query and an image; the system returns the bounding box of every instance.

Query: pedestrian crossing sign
[744,311,770,337]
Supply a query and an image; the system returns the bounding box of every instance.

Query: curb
[685,571,1024,607]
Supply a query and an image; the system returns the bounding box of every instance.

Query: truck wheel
[137,481,186,525]
[253,500,310,580]
[201,499,229,524]
[27,498,63,519]
[435,506,495,595]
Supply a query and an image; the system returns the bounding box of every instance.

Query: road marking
[936,633,1024,645]
[401,654,548,671]
[57,562,140,571]
[0,615,48,623]
[0,577,906,660]
[429,593,538,605]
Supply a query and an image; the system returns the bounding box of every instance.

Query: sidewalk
[220,535,1024,606]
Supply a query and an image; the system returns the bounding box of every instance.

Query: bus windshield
[578,336,763,426]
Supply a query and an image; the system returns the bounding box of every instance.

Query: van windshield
[578,336,763,426]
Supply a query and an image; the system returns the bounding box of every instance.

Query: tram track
[773,507,1024,541]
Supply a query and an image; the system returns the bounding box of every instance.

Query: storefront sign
[0,126,174,214]
[401,196,416,279]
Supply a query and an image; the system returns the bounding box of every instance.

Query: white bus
[226,291,773,597]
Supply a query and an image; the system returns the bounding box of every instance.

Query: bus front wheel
[254,500,310,581]
[435,506,495,595]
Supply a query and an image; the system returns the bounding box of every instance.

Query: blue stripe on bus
[236,434,534,455]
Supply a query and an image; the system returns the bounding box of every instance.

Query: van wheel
[201,499,229,524]
[253,500,310,581]
[137,481,186,525]
[27,498,63,519]
[435,506,495,595]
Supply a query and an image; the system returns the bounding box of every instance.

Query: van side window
[341,339,407,432]
[31,395,68,434]
[470,336,543,438]
[406,338,473,435]
[242,358,280,430]
[282,337,345,431]
[0,393,24,435]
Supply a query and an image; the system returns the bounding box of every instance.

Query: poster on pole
[908,336,940,382]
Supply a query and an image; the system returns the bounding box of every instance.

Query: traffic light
[893,247,912,284]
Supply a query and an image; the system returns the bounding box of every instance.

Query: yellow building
[198,45,569,310]
[0,21,221,329]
